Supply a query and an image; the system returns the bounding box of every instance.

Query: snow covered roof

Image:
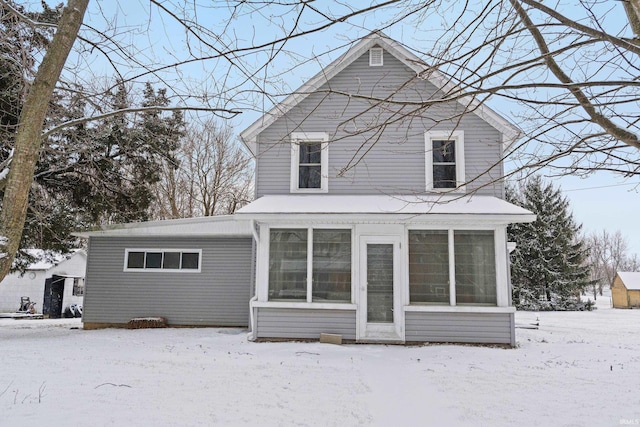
[74,215,254,238]
[236,195,535,222]
[617,272,640,290]
[18,249,85,271]
[239,31,522,155]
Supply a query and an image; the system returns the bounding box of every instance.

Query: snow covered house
[0,250,86,318]
[611,272,640,308]
[79,32,535,345]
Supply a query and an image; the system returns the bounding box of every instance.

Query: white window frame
[123,249,202,273]
[265,226,354,305]
[290,132,329,193]
[406,227,502,307]
[369,47,384,66]
[425,130,466,192]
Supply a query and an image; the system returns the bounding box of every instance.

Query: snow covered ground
[1,294,638,427]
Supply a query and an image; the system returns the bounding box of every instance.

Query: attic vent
[369,47,383,66]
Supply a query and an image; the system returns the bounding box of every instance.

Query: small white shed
[0,250,87,317]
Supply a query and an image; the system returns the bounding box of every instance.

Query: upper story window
[425,130,465,191]
[290,132,329,193]
[124,249,202,273]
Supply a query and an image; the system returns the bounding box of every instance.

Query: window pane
[432,140,455,163]
[454,231,496,305]
[127,252,145,269]
[269,229,307,301]
[163,252,180,269]
[145,252,163,269]
[312,229,351,302]
[299,165,321,188]
[367,244,394,323]
[299,143,322,164]
[409,230,449,304]
[181,252,200,270]
[433,165,457,188]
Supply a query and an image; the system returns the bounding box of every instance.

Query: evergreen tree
[507,176,592,310]
[31,81,184,240]
[4,77,184,265]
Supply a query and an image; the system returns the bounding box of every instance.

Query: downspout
[248,220,259,341]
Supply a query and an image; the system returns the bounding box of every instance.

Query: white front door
[357,235,403,342]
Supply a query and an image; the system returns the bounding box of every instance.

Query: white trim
[74,215,253,238]
[406,226,510,308]
[123,248,202,273]
[306,229,313,302]
[290,132,329,193]
[263,225,354,304]
[239,31,522,156]
[243,213,535,225]
[448,229,456,306]
[369,47,383,66]
[257,225,270,302]
[252,301,356,310]
[357,234,404,342]
[425,130,465,192]
[404,305,515,313]
[494,227,509,307]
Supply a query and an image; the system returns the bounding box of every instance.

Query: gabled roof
[617,272,640,290]
[239,31,522,156]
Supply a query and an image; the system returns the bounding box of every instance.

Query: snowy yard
[1,295,639,427]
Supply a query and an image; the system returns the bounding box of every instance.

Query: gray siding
[84,236,252,326]
[256,308,356,340]
[405,311,514,345]
[256,48,504,198]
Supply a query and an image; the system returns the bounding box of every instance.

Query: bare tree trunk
[624,0,640,38]
[0,0,89,281]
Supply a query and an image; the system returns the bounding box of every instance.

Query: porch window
[425,130,465,191]
[454,231,496,305]
[269,229,308,301]
[312,229,351,302]
[408,230,449,304]
[408,229,496,306]
[268,228,352,303]
[290,132,329,193]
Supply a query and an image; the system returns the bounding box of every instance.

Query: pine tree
[507,176,592,310]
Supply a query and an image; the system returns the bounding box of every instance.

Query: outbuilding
[611,272,640,308]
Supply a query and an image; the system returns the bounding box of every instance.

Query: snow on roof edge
[617,272,640,290]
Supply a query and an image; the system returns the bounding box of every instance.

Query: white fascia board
[73,216,254,238]
[404,305,516,314]
[243,213,536,225]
